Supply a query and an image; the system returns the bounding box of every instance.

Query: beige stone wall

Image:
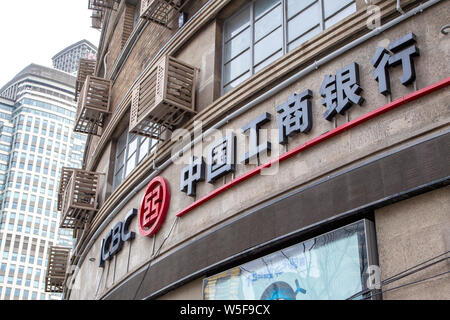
[158,278,204,300]
[375,187,450,300]
[68,0,450,299]
[174,19,222,113]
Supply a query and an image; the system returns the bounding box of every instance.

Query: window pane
[125,153,137,177]
[288,25,321,52]
[323,0,354,19]
[254,3,282,42]
[224,5,251,41]
[114,168,123,188]
[128,135,138,156]
[224,28,251,63]
[287,0,317,19]
[254,0,280,19]
[138,138,150,163]
[324,3,356,29]
[203,220,369,300]
[254,27,283,66]
[223,71,251,94]
[115,150,125,173]
[287,2,320,45]
[117,130,128,152]
[114,129,128,187]
[254,50,283,73]
[223,50,251,85]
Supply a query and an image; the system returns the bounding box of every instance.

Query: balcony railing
[44,246,71,293]
[140,0,190,27]
[88,0,117,30]
[129,55,197,140]
[58,168,102,230]
[75,59,96,102]
[74,75,111,136]
[91,9,103,30]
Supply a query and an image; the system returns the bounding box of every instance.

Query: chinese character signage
[276,90,313,145]
[178,33,421,201]
[320,62,364,121]
[180,156,205,197]
[207,134,236,183]
[372,32,420,95]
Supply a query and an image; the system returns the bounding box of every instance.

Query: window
[113,128,157,190]
[222,0,356,94]
[203,220,377,300]
[5,287,11,299]
[113,130,127,189]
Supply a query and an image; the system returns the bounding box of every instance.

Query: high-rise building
[52,40,97,75]
[0,98,14,195]
[0,63,86,300]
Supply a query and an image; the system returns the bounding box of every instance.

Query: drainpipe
[68,0,443,299]
[103,51,110,78]
[81,135,92,170]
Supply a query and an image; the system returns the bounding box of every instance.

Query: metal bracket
[441,24,450,35]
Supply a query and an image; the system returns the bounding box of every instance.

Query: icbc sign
[100,209,136,268]
[138,176,170,237]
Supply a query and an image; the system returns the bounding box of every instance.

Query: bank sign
[99,32,447,259]
[176,32,420,197]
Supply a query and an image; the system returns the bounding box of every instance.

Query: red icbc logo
[138,176,170,237]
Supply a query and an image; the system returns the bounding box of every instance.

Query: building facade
[0,64,86,300]
[0,98,14,198]
[52,40,98,75]
[60,0,449,300]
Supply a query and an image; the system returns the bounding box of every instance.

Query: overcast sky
[0,0,101,87]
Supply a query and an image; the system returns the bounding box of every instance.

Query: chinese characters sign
[179,32,421,198]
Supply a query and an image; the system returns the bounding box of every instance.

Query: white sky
[0,0,101,87]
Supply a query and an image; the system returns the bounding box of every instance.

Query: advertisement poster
[204,222,366,300]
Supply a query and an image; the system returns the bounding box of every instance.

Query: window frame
[112,127,158,190]
[221,0,356,95]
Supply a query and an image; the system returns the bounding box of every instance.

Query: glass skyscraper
[52,39,97,75]
[0,64,86,300]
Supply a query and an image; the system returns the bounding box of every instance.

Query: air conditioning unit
[74,75,111,136]
[129,55,197,140]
